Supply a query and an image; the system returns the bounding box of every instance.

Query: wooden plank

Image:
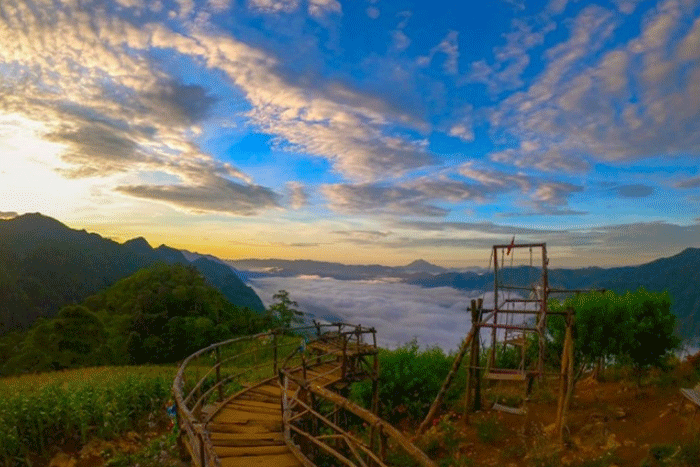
[210,432,284,441]
[484,371,526,381]
[227,399,281,410]
[209,418,283,431]
[219,453,303,467]
[493,402,526,415]
[681,388,700,408]
[215,444,291,457]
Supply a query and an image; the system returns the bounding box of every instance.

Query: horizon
[1,0,699,269]
[3,211,697,270]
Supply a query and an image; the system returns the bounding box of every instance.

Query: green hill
[0,263,267,374]
[0,213,264,335]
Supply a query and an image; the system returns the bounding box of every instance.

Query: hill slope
[0,213,264,335]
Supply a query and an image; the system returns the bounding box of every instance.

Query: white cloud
[417,31,460,75]
[286,181,309,209]
[488,0,700,172]
[366,6,380,19]
[249,275,492,351]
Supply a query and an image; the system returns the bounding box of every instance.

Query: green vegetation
[0,213,264,336]
[0,367,172,466]
[267,289,305,329]
[548,287,681,381]
[1,263,268,375]
[351,339,460,424]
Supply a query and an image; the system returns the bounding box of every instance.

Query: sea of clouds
[248,275,501,352]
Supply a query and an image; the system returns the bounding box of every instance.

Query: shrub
[351,339,453,424]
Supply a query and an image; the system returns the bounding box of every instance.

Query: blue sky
[0,0,699,267]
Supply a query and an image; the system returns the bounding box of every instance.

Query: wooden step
[219,453,303,467]
[215,444,291,457]
[209,419,283,432]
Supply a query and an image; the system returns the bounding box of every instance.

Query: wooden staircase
[207,362,342,467]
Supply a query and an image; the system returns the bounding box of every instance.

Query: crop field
[0,334,307,466]
[0,366,173,465]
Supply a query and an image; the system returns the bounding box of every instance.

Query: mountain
[404,248,700,339]
[0,213,264,335]
[1,263,267,374]
[227,258,450,280]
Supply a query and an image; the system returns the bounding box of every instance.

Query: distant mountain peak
[407,259,435,267]
[8,212,68,230]
[123,237,152,252]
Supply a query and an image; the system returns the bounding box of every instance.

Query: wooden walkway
[208,362,342,467]
[174,324,437,467]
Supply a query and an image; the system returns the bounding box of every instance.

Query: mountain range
[227,257,482,281]
[0,213,264,335]
[230,250,700,339]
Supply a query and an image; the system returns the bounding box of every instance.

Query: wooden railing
[280,367,437,467]
[172,322,436,467]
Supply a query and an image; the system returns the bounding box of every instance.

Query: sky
[1,0,700,268]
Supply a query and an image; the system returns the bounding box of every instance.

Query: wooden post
[215,346,223,403]
[416,309,492,434]
[490,246,499,371]
[539,244,549,383]
[560,311,575,444]
[273,331,278,375]
[473,299,482,412]
[555,309,574,442]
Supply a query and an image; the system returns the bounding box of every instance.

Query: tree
[548,287,680,381]
[268,290,304,329]
[622,288,680,377]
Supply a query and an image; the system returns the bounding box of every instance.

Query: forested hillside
[0,263,267,374]
[0,213,264,335]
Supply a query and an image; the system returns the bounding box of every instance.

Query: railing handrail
[172,322,372,467]
[279,367,438,467]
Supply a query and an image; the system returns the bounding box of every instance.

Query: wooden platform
[206,361,342,467]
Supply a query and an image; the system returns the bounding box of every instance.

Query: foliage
[1,264,267,374]
[0,367,171,466]
[267,290,304,329]
[103,431,181,467]
[350,339,455,424]
[0,213,264,337]
[548,288,681,378]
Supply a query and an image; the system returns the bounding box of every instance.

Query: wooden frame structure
[419,242,585,443]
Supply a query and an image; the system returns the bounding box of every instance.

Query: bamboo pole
[555,309,574,441]
[417,307,493,434]
[560,312,575,444]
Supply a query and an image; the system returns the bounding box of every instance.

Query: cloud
[613,184,654,198]
[394,220,567,235]
[449,124,474,142]
[248,0,300,13]
[675,176,700,189]
[0,211,18,219]
[489,1,700,172]
[417,31,460,75]
[322,183,449,217]
[0,0,432,196]
[322,174,495,217]
[331,230,393,244]
[116,174,280,215]
[366,6,379,19]
[286,181,309,209]
[465,18,555,95]
[249,275,492,351]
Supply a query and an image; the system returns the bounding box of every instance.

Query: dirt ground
[413,374,700,467]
